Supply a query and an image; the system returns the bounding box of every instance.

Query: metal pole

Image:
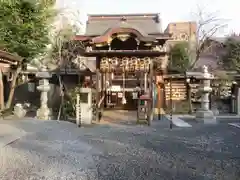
[122,67,126,105]
[170,76,173,129]
[188,81,193,114]
[170,54,173,129]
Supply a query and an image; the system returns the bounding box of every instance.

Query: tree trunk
[189,52,200,70]
[57,75,64,120]
[6,66,21,109]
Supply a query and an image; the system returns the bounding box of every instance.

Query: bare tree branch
[46,9,85,71]
[189,6,228,69]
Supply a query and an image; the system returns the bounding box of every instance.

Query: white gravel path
[0,120,100,180]
[0,119,239,180]
[0,123,26,148]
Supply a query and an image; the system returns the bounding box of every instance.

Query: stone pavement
[228,122,240,129]
[99,110,240,131]
[164,115,192,127]
[0,118,239,180]
[0,123,27,148]
[164,114,240,129]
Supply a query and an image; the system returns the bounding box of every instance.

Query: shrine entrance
[100,109,138,125]
[106,91,137,110]
[78,15,171,122]
[99,56,154,111]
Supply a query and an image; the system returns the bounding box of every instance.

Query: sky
[56,0,240,36]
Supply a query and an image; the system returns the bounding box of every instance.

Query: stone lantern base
[36,107,52,120]
[195,109,217,124]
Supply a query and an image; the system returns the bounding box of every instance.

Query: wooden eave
[90,26,156,44]
[83,50,167,57]
[0,50,23,65]
[88,13,159,19]
[74,32,173,44]
[73,35,94,41]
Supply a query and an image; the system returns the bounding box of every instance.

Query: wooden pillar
[140,72,144,94]
[157,83,161,118]
[104,72,108,108]
[144,72,148,92]
[0,70,4,110]
[96,69,100,122]
[156,74,163,120]
[100,72,105,118]
[148,61,154,125]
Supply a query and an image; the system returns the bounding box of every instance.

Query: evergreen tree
[222,37,240,72]
[0,0,56,108]
[0,0,56,61]
[169,42,190,73]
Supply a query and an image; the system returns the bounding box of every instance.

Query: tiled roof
[85,13,162,36]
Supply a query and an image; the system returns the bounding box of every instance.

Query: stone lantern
[195,65,216,124]
[36,66,52,120]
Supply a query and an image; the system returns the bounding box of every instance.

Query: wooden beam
[0,50,23,63]
[148,61,154,125]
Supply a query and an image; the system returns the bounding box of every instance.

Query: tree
[168,42,193,113]
[189,6,227,69]
[168,42,190,73]
[221,37,240,72]
[45,9,85,69]
[0,0,56,109]
[45,12,84,120]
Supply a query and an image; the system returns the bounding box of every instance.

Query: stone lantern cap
[201,65,214,79]
[36,66,52,78]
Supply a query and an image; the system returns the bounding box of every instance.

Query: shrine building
[75,13,172,111]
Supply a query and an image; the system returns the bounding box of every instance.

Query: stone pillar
[79,88,93,125]
[76,94,81,126]
[36,66,52,120]
[237,88,240,115]
[196,65,216,124]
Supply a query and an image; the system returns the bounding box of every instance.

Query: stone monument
[195,65,216,124]
[36,66,52,120]
[13,103,26,118]
[78,88,93,125]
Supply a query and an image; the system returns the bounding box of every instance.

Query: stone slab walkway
[228,123,240,129]
[164,114,240,128]
[0,123,27,148]
[164,115,192,127]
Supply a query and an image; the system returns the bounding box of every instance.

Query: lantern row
[100,57,157,72]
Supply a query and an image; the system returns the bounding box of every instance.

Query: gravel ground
[0,119,239,180]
